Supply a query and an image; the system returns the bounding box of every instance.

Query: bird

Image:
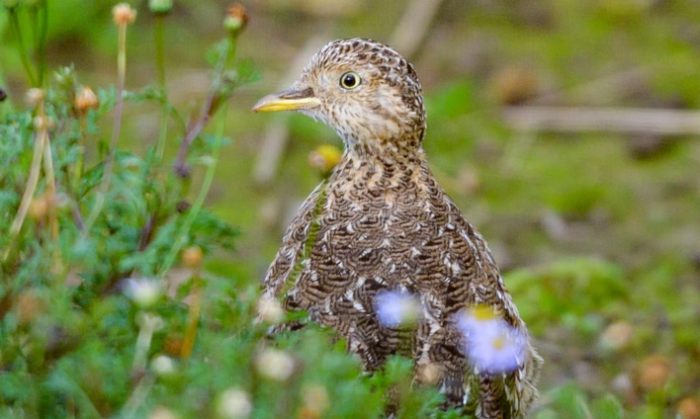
[253,38,542,419]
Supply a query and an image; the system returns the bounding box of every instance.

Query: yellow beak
[252,88,321,113]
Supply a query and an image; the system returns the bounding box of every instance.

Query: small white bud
[151,355,176,377]
[124,278,163,308]
[149,406,178,419]
[217,388,252,419]
[257,296,284,324]
[255,349,295,381]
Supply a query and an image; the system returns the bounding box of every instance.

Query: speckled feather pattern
[262,38,542,419]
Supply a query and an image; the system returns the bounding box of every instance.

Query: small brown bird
[253,38,542,418]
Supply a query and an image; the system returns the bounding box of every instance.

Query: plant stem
[154,15,169,160]
[74,116,87,190]
[154,16,166,88]
[9,8,38,86]
[121,374,156,419]
[181,274,202,358]
[37,0,49,86]
[39,109,58,240]
[83,22,128,234]
[2,115,46,262]
[158,103,227,278]
[173,38,235,177]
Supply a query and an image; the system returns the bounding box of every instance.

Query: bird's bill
[252,88,320,113]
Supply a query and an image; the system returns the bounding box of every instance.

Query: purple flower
[374,290,421,327]
[456,306,525,374]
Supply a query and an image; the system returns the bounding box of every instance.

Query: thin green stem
[9,9,38,86]
[37,0,49,86]
[29,6,39,51]
[83,23,128,234]
[2,111,47,262]
[154,15,168,160]
[154,16,166,88]
[157,104,227,278]
[74,117,87,191]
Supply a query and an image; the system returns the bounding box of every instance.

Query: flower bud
[149,0,172,15]
[26,88,44,107]
[0,88,7,102]
[113,3,137,25]
[75,86,99,114]
[29,195,48,220]
[33,116,54,131]
[308,144,342,175]
[257,295,284,324]
[124,278,163,309]
[223,3,248,36]
[217,388,252,419]
[182,246,204,268]
[255,349,295,381]
[151,354,176,377]
[149,406,179,419]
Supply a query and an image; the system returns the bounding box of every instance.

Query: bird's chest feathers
[318,161,441,278]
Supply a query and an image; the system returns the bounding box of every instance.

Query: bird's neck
[333,145,429,181]
[342,130,424,160]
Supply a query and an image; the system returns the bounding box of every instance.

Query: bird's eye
[340,72,361,90]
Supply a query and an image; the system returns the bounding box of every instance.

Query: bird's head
[253,38,426,157]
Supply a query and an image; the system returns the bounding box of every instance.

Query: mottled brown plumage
[254,38,542,418]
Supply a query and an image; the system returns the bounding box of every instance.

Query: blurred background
[2,0,700,415]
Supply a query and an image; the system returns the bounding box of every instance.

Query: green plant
[0,3,450,418]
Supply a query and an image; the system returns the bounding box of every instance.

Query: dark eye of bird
[340,72,361,90]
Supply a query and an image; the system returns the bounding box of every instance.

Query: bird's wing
[262,182,327,299]
[432,192,543,418]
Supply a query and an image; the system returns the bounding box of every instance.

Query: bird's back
[263,153,542,418]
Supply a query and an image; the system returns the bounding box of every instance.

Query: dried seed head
[26,88,45,107]
[637,355,672,392]
[33,115,54,131]
[75,86,99,113]
[149,0,173,15]
[182,246,204,268]
[301,385,329,412]
[224,3,248,35]
[416,360,441,385]
[113,3,137,25]
[677,398,700,419]
[29,195,49,220]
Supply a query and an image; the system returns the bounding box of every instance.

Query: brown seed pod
[182,246,204,268]
[224,3,249,35]
[113,3,137,25]
[75,86,99,114]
